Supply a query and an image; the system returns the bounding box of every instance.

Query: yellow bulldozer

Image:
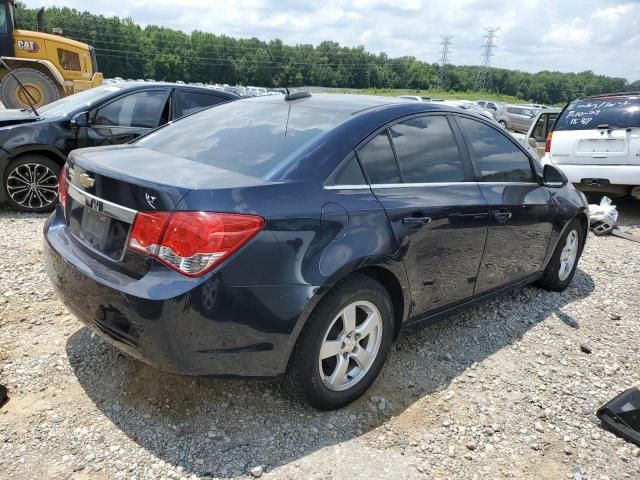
[0,0,103,109]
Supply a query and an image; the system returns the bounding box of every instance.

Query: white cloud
[21,0,640,81]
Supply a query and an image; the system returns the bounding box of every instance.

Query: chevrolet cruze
[44,93,589,409]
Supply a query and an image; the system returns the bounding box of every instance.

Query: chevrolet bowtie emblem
[79,173,95,188]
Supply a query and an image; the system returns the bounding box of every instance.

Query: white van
[542,93,640,199]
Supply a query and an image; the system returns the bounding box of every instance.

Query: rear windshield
[555,95,640,131]
[136,100,347,177]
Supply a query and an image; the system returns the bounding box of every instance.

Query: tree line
[15,3,639,104]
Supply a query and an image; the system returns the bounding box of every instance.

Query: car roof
[581,91,640,100]
[109,82,239,98]
[239,93,461,116]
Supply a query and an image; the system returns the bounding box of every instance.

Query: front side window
[389,115,465,183]
[176,90,225,117]
[356,132,400,184]
[93,90,168,128]
[459,117,534,182]
[58,49,81,71]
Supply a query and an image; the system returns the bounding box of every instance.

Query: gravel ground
[1,199,639,480]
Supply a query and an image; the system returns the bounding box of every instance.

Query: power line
[475,27,499,92]
[437,34,453,90]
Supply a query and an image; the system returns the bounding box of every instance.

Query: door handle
[492,209,512,222]
[403,216,432,226]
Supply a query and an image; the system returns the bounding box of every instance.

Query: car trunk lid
[550,128,640,165]
[64,145,265,265]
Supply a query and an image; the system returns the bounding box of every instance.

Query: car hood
[0,109,45,128]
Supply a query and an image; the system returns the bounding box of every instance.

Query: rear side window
[176,90,225,117]
[325,154,366,186]
[459,117,534,182]
[356,132,400,184]
[555,96,640,131]
[94,90,168,128]
[389,115,465,183]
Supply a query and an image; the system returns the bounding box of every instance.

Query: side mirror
[543,164,567,188]
[528,137,537,149]
[70,111,89,129]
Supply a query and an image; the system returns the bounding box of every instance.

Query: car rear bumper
[44,209,315,377]
[541,156,640,186]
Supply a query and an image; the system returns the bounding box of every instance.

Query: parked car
[0,82,238,212]
[523,108,561,159]
[44,94,589,410]
[520,103,549,110]
[398,95,430,102]
[430,99,496,121]
[542,92,640,199]
[496,104,538,132]
[475,99,501,118]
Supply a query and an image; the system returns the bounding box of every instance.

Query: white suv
[542,93,640,199]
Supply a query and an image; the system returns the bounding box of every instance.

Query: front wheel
[498,120,507,129]
[535,218,585,291]
[288,274,394,410]
[4,155,61,212]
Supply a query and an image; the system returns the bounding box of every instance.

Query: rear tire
[535,218,584,291]
[288,274,394,410]
[1,68,60,109]
[4,155,61,212]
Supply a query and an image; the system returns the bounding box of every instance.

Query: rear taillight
[58,164,68,211]
[545,132,553,153]
[128,211,264,277]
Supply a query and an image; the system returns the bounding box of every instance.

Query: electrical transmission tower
[475,27,499,92]
[437,34,453,90]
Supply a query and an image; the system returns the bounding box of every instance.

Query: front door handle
[403,216,432,227]
[493,209,512,223]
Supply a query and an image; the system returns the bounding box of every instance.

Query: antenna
[0,58,39,117]
[475,27,499,92]
[437,34,453,90]
[264,47,290,96]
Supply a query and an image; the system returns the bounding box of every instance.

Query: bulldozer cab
[0,0,15,58]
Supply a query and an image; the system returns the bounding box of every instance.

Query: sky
[21,0,640,81]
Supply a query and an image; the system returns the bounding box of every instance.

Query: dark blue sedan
[44,93,589,409]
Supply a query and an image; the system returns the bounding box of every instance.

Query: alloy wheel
[6,162,59,210]
[318,300,383,392]
[558,230,578,281]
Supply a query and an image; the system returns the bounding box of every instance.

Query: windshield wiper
[0,59,40,118]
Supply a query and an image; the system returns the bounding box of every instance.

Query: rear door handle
[403,216,432,226]
[493,209,512,222]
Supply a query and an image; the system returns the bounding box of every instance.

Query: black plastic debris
[597,387,640,447]
[0,384,7,408]
[579,344,592,354]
